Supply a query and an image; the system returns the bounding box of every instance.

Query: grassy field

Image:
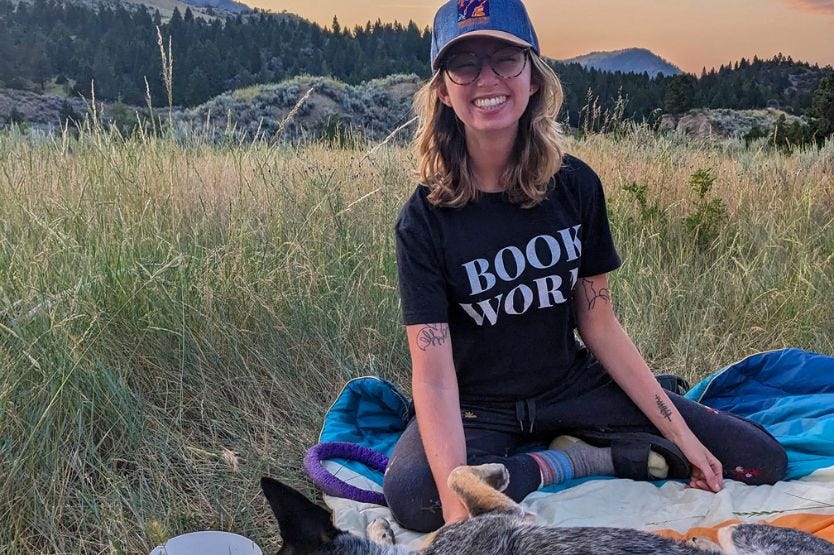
[0,125,832,553]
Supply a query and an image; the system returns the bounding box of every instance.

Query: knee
[758,442,788,485]
[383,458,444,533]
[467,453,542,502]
[728,434,788,485]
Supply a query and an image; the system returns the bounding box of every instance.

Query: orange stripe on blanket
[656,513,834,544]
[767,514,834,542]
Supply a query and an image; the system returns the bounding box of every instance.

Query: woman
[383,0,787,533]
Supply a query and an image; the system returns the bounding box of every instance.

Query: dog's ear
[260,476,340,553]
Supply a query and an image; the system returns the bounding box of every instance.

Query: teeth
[474,96,507,108]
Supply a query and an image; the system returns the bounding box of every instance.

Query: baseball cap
[430,0,540,70]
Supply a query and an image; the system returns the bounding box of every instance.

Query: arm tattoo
[416,324,449,352]
[579,278,611,311]
[655,394,673,422]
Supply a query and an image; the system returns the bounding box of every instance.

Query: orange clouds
[782,0,834,15]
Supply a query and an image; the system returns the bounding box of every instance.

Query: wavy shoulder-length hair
[414,52,565,209]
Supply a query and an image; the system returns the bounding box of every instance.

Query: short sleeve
[395,189,450,325]
[573,161,622,277]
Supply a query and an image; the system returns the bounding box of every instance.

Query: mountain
[560,48,682,78]
[23,0,253,18]
[21,0,241,19]
[181,0,249,14]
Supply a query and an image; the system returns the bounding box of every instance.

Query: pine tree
[808,73,834,141]
[664,74,697,114]
[31,48,53,92]
[184,66,210,105]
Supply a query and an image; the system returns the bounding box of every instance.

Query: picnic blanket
[317,348,834,547]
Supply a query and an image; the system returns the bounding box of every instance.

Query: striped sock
[528,441,615,487]
[528,449,574,485]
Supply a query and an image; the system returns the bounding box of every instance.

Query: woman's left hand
[676,434,724,492]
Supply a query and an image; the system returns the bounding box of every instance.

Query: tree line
[0,0,430,106]
[0,0,831,133]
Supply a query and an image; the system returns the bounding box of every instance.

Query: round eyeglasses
[441,46,530,86]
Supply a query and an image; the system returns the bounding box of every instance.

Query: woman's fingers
[707,455,724,491]
[689,453,724,492]
[688,477,709,491]
[678,436,725,492]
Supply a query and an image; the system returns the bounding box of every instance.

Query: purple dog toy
[304,442,389,506]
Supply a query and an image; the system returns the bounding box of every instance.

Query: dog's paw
[466,463,510,492]
[367,518,396,545]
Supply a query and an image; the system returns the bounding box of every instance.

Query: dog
[261,463,834,554]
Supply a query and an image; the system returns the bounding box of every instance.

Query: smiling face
[436,36,539,142]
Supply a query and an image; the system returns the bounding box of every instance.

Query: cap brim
[433,30,533,70]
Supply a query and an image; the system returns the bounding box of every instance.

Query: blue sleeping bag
[686,348,834,480]
[320,348,834,487]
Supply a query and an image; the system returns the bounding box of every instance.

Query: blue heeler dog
[261,463,834,554]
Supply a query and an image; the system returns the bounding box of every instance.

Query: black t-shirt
[395,154,621,404]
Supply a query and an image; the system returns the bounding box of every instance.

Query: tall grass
[0,124,832,553]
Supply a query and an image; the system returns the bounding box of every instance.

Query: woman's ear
[529,80,540,96]
[436,80,453,107]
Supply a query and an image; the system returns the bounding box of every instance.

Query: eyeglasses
[441,46,530,85]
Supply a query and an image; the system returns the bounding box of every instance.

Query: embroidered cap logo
[458,0,490,27]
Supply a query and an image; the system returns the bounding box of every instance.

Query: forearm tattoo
[416,324,449,351]
[579,278,611,311]
[655,394,674,422]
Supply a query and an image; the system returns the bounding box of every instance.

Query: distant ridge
[181,0,249,14]
[52,0,252,18]
[560,48,683,78]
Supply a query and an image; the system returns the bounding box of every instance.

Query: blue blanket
[687,348,834,480]
[319,348,834,487]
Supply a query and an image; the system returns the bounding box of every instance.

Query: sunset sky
[245,0,834,74]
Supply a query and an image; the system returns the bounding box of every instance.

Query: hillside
[0,87,88,132]
[658,108,803,139]
[0,73,422,140]
[15,0,230,19]
[175,74,422,142]
[4,75,819,146]
[180,0,248,14]
[694,54,829,114]
[561,48,682,77]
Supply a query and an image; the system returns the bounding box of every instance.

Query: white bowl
[148,531,262,555]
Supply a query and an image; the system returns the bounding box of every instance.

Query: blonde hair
[414,53,565,209]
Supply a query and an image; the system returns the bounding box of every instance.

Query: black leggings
[382,363,787,532]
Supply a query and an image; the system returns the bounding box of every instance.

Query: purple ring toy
[304,442,389,506]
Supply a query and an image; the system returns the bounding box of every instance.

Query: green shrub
[684,168,726,246]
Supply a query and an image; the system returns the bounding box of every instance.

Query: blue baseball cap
[430,0,540,70]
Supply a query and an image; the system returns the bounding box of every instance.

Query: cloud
[782,0,834,15]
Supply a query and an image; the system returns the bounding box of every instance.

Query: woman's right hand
[674,431,724,492]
